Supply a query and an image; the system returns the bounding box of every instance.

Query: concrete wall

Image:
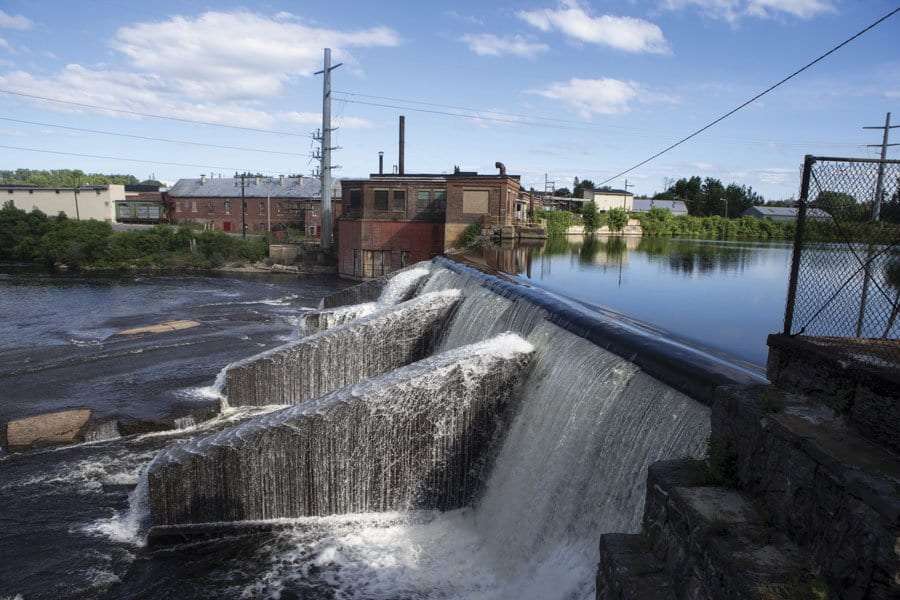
[4,185,122,221]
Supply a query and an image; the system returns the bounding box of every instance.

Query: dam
[136,257,895,599]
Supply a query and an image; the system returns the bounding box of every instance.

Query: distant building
[632,198,688,216]
[741,206,830,222]
[2,184,123,222]
[583,188,634,211]
[339,164,522,279]
[116,183,168,223]
[167,175,341,236]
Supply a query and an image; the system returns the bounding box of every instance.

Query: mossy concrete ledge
[224,289,460,406]
[147,333,533,529]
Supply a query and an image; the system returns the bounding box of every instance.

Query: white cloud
[0,10,32,30]
[111,11,400,101]
[660,0,835,22]
[0,65,373,130]
[0,37,10,52]
[460,33,548,58]
[530,78,641,117]
[518,1,669,54]
[0,11,388,131]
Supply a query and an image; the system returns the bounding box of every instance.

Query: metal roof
[168,177,338,198]
[744,206,830,218]
[632,199,688,213]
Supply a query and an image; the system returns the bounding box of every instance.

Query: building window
[393,190,406,211]
[416,190,430,208]
[349,189,362,211]
[400,251,410,267]
[258,200,265,216]
[462,190,490,214]
[224,200,231,215]
[374,190,389,211]
[191,200,198,213]
[432,189,447,209]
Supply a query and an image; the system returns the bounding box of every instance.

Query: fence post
[783,155,814,335]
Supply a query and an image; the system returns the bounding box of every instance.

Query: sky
[0,0,897,199]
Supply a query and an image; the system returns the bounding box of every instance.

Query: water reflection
[465,235,794,366]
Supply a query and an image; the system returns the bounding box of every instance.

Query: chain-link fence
[783,155,900,367]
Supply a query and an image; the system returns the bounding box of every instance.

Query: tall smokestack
[398,115,405,175]
[378,151,384,175]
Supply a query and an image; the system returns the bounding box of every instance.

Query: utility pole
[234,171,247,238]
[623,178,634,210]
[314,48,343,250]
[864,112,898,221]
[856,112,898,336]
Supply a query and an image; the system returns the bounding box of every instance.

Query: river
[468,235,795,366]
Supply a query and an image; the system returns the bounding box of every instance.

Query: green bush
[457,222,482,248]
[607,208,628,232]
[0,201,268,270]
[536,210,577,235]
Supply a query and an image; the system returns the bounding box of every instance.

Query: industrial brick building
[338,163,523,279]
[167,175,341,236]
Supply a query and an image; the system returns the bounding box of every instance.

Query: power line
[0,144,263,172]
[596,5,900,186]
[335,95,863,149]
[0,88,310,137]
[0,116,310,156]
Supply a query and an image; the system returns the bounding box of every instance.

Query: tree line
[0,169,160,187]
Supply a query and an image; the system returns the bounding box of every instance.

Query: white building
[2,184,124,222]
[583,188,634,211]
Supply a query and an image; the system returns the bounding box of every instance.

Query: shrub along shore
[1,202,267,271]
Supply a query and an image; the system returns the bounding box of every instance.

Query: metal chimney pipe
[378,151,384,175]
[398,115,405,175]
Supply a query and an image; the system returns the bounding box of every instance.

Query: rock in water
[4,408,92,449]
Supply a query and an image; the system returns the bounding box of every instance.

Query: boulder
[4,408,92,449]
[117,320,200,336]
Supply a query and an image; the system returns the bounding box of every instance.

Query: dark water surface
[0,268,352,599]
[468,236,794,366]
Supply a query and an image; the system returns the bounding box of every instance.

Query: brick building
[116,183,168,223]
[167,175,341,236]
[338,164,523,279]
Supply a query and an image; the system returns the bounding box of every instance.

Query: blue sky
[0,0,897,198]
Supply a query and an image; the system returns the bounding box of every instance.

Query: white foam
[83,469,149,546]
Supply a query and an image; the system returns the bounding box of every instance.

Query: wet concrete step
[596,533,676,600]
[713,385,900,599]
[642,459,823,600]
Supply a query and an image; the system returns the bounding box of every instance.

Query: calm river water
[468,235,795,367]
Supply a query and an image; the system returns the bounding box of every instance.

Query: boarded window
[374,190,389,211]
[393,190,406,211]
[462,190,490,214]
[349,189,362,210]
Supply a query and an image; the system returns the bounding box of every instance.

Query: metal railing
[783,155,900,365]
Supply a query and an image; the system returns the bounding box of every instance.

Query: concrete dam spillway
[144,258,761,597]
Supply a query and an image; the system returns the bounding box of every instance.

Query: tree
[582,201,598,232]
[607,207,628,233]
[815,191,857,219]
[554,187,572,197]
[573,178,595,199]
[883,257,900,337]
[0,169,139,187]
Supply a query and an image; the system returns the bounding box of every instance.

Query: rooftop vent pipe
[200,174,206,185]
[495,162,507,176]
[378,151,384,175]
[398,116,405,175]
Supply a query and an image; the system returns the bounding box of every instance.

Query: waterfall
[470,321,709,595]
[224,290,461,406]
[375,265,431,306]
[148,333,534,526]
